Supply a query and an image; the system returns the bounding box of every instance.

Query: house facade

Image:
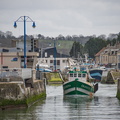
[0,48,38,69]
[117,50,120,69]
[95,43,120,69]
[95,47,106,64]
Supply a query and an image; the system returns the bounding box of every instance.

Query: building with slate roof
[95,43,120,69]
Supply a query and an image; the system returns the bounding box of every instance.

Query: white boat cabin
[68,71,88,82]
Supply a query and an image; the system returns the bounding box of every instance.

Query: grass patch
[48,72,62,82]
[48,78,62,82]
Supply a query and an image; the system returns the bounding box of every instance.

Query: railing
[0,68,32,82]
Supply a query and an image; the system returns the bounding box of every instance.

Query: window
[78,73,81,77]
[63,60,66,63]
[111,51,114,55]
[82,74,86,77]
[50,66,53,69]
[2,66,8,68]
[57,60,60,65]
[27,56,32,58]
[45,52,47,57]
[50,60,53,63]
[21,60,24,62]
[70,73,73,77]
[74,73,77,77]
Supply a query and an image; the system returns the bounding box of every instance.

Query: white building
[37,57,76,72]
[37,47,76,72]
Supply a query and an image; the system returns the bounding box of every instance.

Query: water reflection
[0,84,120,120]
[63,95,120,120]
[63,96,92,109]
[63,96,93,119]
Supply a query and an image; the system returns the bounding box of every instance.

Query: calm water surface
[0,83,120,120]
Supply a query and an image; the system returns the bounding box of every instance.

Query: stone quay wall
[0,80,46,110]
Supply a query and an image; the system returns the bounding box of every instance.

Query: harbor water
[0,83,120,120]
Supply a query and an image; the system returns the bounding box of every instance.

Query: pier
[0,68,46,110]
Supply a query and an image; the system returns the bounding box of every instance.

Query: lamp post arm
[15,16,35,22]
[26,16,35,22]
[15,16,24,22]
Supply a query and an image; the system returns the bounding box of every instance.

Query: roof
[95,47,106,57]
[41,47,69,58]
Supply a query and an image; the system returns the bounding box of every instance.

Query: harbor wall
[0,80,46,110]
[116,79,120,100]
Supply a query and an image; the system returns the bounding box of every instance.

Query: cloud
[0,0,120,37]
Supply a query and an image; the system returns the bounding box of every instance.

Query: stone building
[95,43,120,69]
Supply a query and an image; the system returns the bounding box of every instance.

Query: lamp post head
[14,22,17,28]
[32,22,36,28]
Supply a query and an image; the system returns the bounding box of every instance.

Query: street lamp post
[14,16,36,68]
[54,39,56,71]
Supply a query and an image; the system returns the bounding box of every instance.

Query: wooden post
[117,79,120,92]
[116,79,120,100]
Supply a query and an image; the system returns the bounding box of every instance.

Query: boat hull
[63,80,94,96]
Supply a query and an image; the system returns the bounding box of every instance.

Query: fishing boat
[36,63,52,72]
[63,69,103,97]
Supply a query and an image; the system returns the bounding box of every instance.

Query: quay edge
[0,80,46,110]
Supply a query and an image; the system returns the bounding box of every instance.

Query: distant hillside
[0,30,119,56]
[38,39,74,56]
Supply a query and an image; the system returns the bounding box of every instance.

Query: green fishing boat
[63,69,102,97]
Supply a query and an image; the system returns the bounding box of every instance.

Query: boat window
[74,73,77,77]
[82,74,86,77]
[70,73,73,77]
[78,73,81,77]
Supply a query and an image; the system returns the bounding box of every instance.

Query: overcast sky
[0,0,120,37]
